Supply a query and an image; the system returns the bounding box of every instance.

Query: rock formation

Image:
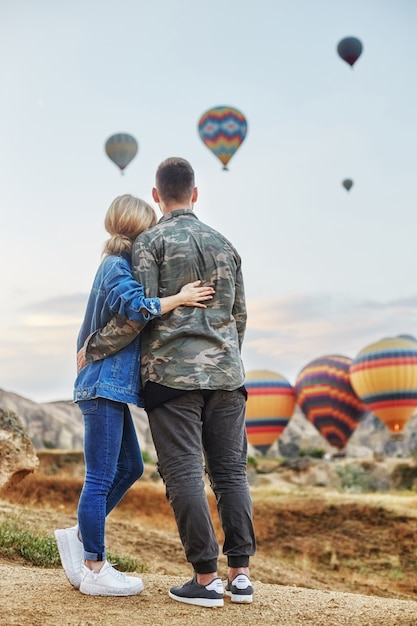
[0,387,156,457]
[0,407,39,489]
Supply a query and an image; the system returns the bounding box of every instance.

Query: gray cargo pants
[147,388,256,574]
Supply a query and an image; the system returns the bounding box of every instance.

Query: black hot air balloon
[342,179,353,192]
[337,37,363,67]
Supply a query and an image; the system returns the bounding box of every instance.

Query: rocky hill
[1,386,417,459]
[0,388,156,456]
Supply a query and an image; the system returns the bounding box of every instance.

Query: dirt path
[1,562,417,626]
[2,471,417,625]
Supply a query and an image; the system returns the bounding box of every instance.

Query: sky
[1,0,417,403]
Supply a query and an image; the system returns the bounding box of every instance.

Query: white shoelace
[90,562,127,581]
[107,563,128,580]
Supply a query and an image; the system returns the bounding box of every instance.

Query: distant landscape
[1,386,417,461]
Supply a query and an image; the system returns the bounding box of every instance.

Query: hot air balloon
[295,355,366,450]
[342,179,353,191]
[350,336,417,438]
[198,106,247,170]
[105,133,138,174]
[337,36,363,67]
[245,370,295,455]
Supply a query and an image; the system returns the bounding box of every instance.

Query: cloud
[0,293,88,401]
[0,324,78,402]
[21,293,88,315]
[2,290,417,403]
[242,292,417,384]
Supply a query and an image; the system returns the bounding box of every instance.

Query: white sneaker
[225,573,253,603]
[79,561,144,596]
[54,525,83,589]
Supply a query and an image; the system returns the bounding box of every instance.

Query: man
[83,157,256,608]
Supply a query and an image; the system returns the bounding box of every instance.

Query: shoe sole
[225,589,253,603]
[54,529,82,589]
[168,591,224,607]
[80,581,144,596]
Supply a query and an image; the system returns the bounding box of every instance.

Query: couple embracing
[54,156,256,608]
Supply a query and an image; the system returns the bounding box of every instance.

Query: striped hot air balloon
[295,355,366,450]
[198,106,247,170]
[349,336,417,438]
[245,370,295,455]
[105,133,138,174]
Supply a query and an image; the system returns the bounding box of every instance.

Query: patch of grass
[299,448,326,459]
[342,559,370,574]
[141,450,154,465]
[0,515,148,572]
[106,552,149,573]
[0,517,60,567]
[388,567,404,581]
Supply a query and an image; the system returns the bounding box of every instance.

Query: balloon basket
[390,433,404,442]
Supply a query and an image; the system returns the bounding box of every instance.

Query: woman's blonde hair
[103,194,157,256]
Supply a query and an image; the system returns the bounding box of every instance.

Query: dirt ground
[1,464,417,625]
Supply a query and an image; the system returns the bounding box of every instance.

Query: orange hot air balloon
[245,370,295,455]
[349,336,417,438]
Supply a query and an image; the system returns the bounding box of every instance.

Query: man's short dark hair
[155,157,195,204]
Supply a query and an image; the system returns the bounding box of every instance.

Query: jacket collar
[159,209,197,223]
[121,251,132,265]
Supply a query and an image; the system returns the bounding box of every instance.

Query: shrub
[0,516,147,572]
[142,450,153,464]
[391,464,417,490]
[0,517,61,567]
[299,448,326,459]
[336,463,371,493]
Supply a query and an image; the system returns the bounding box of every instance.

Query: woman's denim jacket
[73,252,160,407]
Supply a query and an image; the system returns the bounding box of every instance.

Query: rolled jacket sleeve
[104,262,161,322]
[80,254,162,363]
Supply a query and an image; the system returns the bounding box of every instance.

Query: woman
[55,194,213,597]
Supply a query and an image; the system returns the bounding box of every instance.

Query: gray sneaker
[225,573,253,603]
[54,525,83,589]
[169,576,224,607]
[79,561,144,596]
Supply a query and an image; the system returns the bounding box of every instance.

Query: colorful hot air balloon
[245,370,295,455]
[295,355,366,450]
[198,106,247,170]
[105,133,138,174]
[337,36,363,67]
[349,336,417,438]
[342,179,353,191]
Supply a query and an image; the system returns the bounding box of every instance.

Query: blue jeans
[148,389,256,574]
[77,398,144,561]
